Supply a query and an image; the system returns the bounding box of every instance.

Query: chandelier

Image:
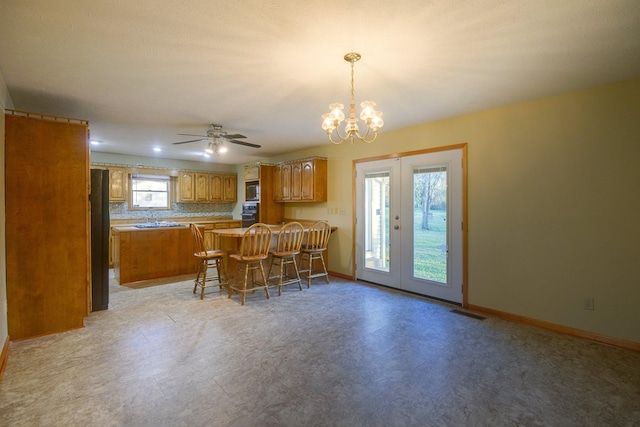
[322,52,384,144]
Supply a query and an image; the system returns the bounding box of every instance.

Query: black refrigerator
[90,169,110,311]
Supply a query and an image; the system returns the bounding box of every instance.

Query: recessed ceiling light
[153,147,161,152]
[90,140,101,145]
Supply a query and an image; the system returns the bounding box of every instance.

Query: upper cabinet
[179,171,237,203]
[243,164,260,181]
[223,174,237,202]
[274,157,327,202]
[195,173,210,202]
[178,172,196,202]
[109,167,128,201]
[209,174,224,202]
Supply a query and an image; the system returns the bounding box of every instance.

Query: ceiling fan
[172,124,261,154]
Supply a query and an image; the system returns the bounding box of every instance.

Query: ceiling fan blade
[172,138,205,145]
[229,139,261,148]
[177,133,207,137]
[223,133,247,139]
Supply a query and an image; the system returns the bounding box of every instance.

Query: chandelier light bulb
[322,52,384,144]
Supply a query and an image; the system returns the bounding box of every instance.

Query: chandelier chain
[350,58,355,104]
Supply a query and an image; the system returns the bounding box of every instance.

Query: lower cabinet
[203,220,241,250]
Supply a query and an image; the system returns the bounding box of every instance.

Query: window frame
[129,174,173,210]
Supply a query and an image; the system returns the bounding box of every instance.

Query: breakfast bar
[212,222,336,274]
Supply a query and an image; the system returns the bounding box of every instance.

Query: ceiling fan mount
[172,124,261,151]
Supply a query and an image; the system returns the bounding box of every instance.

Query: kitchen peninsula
[111,216,242,284]
[112,224,198,285]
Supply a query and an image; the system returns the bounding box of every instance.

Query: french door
[355,148,464,304]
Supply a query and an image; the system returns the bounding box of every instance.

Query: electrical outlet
[583,297,594,310]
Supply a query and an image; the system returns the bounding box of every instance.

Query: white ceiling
[1,0,639,165]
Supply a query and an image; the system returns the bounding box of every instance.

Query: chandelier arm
[361,132,378,143]
[328,131,346,145]
[333,125,350,141]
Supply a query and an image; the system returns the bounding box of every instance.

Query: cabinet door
[223,174,237,202]
[109,167,127,201]
[195,173,209,202]
[282,163,292,201]
[291,161,302,200]
[209,174,223,202]
[300,160,315,200]
[178,172,195,202]
[244,164,260,181]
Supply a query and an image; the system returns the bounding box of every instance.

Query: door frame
[351,143,469,307]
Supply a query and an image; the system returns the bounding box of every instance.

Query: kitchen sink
[134,222,185,228]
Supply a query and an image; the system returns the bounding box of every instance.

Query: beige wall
[1,70,15,347]
[267,78,640,343]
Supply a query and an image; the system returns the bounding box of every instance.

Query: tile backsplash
[110,202,234,220]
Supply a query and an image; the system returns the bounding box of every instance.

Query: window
[131,174,171,209]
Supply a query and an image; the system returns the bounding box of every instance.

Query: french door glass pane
[364,172,390,271]
[413,167,447,283]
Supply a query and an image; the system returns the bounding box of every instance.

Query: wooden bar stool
[189,224,227,300]
[299,220,331,287]
[268,221,304,296]
[227,223,272,305]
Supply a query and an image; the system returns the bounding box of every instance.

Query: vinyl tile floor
[1,272,639,426]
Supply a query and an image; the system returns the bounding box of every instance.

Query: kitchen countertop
[111,218,242,228]
[212,223,337,238]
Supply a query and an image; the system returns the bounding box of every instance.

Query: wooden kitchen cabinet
[209,173,236,202]
[223,174,237,202]
[195,173,210,201]
[5,111,90,340]
[113,226,199,284]
[256,164,284,224]
[203,224,216,249]
[178,172,195,202]
[179,171,237,203]
[275,157,327,202]
[273,163,284,202]
[243,164,260,181]
[210,174,223,202]
[291,162,302,200]
[202,220,241,250]
[109,166,128,201]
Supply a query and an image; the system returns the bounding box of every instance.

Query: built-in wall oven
[241,202,259,228]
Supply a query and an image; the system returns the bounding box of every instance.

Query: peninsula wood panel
[5,113,90,340]
[113,227,198,284]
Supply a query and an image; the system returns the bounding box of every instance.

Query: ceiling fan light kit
[322,52,384,144]
[173,124,260,157]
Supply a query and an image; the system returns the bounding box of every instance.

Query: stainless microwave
[245,181,260,201]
